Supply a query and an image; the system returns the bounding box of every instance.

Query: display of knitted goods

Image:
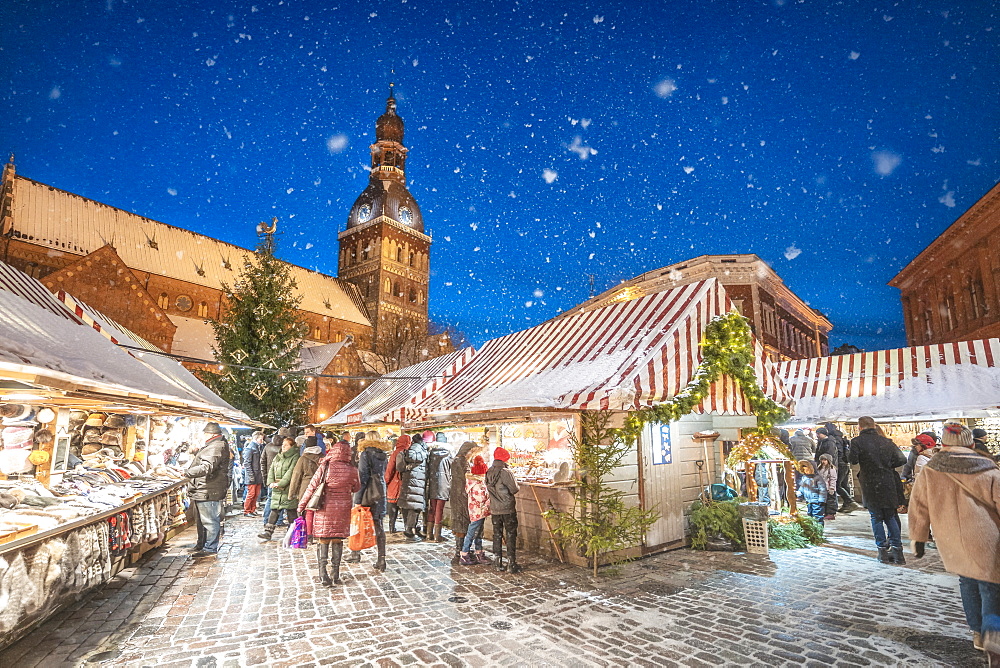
[108,512,132,554]
[0,426,35,475]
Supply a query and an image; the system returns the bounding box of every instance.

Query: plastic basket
[742,518,769,556]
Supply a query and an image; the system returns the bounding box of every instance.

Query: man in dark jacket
[185,422,232,556]
[398,434,428,541]
[814,428,838,467]
[849,416,907,564]
[260,427,290,526]
[485,447,522,573]
[242,431,265,516]
[824,422,859,512]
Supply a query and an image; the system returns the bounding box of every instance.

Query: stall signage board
[346,412,364,425]
[652,424,672,465]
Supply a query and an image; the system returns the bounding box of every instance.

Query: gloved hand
[910,541,925,558]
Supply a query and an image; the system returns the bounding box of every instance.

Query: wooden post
[784,461,797,515]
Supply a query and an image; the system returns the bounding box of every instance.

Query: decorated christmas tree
[201,221,309,426]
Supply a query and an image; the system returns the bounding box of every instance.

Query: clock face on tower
[358,204,371,222]
[399,207,412,225]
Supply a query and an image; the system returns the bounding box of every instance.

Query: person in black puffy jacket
[424,439,453,543]
[397,434,428,541]
[185,423,232,555]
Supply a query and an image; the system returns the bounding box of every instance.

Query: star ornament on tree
[249,383,270,400]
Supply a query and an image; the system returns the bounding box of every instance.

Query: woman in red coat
[383,435,410,533]
[298,440,360,586]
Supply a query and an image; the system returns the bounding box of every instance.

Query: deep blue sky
[3,1,998,350]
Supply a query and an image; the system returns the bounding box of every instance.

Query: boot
[493,535,505,571]
[345,550,362,563]
[258,524,275,541]
[316,543,332,587]
[373,532,387,572]
[330,541,344,585]
[388,506,398,533]
[889,546,906,565]
[877,544,891,563]
[507,539,522,573]
[454,534,465,561]
[414,524,425,539]
[435,524,445,543]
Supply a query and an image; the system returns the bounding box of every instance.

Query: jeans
[194,500,224,552]
[959,576,1000,635]
[867,506,901,549]
[261,496,285,526]
[267,507,298,526]
[806,501,826,525]
[462,518,485,553]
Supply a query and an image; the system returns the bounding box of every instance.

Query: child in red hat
[486,447,522,572]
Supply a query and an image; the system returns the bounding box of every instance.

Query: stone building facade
[890,180,1000,346]
[560,254,831,361]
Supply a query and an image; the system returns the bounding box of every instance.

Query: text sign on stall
[652,424,672,465]
[346,412,363,426]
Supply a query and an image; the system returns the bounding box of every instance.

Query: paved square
[1,511,985,667]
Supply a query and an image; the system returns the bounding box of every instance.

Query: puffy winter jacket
[789,432,815,460]
[425,446,453,501]
[355,439,391,519]
[485,460,519,515]
[185,435,232,502]
[266,447,301,510]
[298,442,360,539]
[242,441,264,486]
[260,435,282,483]
[397,439,428,511]
[450,442,478,535]
[799,473,827,504]
[289,446,323,501]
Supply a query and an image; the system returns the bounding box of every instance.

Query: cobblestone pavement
[1,509,986,667]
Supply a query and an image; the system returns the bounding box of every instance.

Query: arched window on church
[409,287,417,303]
[396,246,403,263]
[350,247,357,266]
[409,252,415,267]
[197,302,208,318]
[384,279,391,294]
[157,293,169,310]
[314,326,322,340]
[362,243,370,261]
[969,272,986,319]
[394,281,402,298]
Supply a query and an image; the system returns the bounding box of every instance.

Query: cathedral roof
[9,175,371,327]
[347,178,424,233]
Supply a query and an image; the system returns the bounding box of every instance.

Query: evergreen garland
[199,231,309,426]
[610,310,790,447]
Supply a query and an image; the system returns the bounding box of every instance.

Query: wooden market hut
[404,278,794,562]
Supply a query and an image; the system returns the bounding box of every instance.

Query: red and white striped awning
[406,279,792,421]
[320,347,476,426]
[0,262,82,323]
[778,339,1000,421]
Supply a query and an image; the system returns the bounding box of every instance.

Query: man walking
[242,431,265,516]
[185,422,232,556]
[849,416,907,564]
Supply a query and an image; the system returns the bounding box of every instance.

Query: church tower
[338,85,430,354]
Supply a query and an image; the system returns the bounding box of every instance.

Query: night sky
[3,1,999,351]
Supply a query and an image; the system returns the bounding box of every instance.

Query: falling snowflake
[849,51,860,60]
[167,188,177,196]
[326,134,348,153]
[784,244,802,260]
[654,79,677,98]
[872,151,902,176]
[542,169,558,184]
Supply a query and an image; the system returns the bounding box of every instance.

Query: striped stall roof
[778,339,1000,421]
[321,348,476,426]
[407,279,792,421]
[0,261,81,323]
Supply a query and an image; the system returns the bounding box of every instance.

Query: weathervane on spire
[256,216,278,236]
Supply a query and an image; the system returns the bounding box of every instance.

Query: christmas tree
[201,221,309,426]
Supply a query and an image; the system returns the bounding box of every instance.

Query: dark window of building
[923,309,934,340]
[409,252,415,267]
[969,274,985,319]
[394,281,401,298]
[409,287,417,303]
[396,247,403,263]
[362,244,370,261]
[941,296,955,330]
[350,248,357,265]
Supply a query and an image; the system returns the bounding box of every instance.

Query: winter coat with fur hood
[266,447,300,510]
[354,439,391,519]
[909,446,1000,584]
[425,446,453,501]
[297,442,360,539]
[185,434,231,502]
[288,445,323,501]
[397,438,428,511]
[450,442,478,534]
[849,427,906,509]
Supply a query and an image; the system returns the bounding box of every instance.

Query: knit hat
[396,434,411,448]
[470,455,488,475]
[815,427,829,436]
[972,428,988,440]
[303,436,317,449]
[103,415,127,429]
[422,430,435,442]
[85,413,106,428]
[912,434,936,450]
[493,447,511,462]
[941,421,973,447]
[203,422,223,435]
[411,433,424,444]
[818,453,834,465]
[436,433,448,443]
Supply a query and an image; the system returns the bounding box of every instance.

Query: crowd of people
[759,417,999,661]
[179,425,524,586]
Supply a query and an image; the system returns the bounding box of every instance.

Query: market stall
[0,260,257,648]
[404,279,793,564]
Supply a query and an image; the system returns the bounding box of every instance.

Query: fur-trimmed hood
[926,446,999,475]
[357,438,391,453]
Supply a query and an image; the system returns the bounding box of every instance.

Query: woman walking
[384,435,409,533]
[258,437,300,541]
[345,431,390,571]
[288,436,324,538]
[450,441,480,560]
[297,440,360,586]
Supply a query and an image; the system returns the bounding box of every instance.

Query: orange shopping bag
[348,505,376,551]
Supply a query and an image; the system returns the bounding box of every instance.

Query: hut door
[640,422,685,549]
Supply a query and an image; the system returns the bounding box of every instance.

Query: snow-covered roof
[407,279,791,419]
[322,348,476,425]
[10,175,371,327]
[778,339,1000,422]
